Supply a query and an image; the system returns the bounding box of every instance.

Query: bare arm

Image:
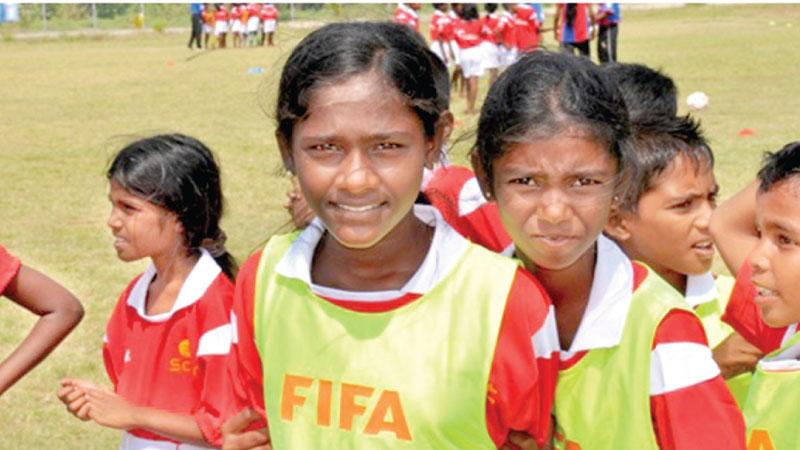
[83,385,208,446]
[709,181,759,275]
[0,265,84,396]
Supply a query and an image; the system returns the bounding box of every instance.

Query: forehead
[495,135,616,175]
[648,153,716,190]
[758,178,800,219]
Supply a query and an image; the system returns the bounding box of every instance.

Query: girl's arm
[709,181,759,275]
[0,264,84,396]
[83,386,207,445]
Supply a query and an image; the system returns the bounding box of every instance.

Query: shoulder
[505,267,553,330]
[235,250,264,290]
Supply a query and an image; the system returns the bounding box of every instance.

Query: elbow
[62,296,85,328]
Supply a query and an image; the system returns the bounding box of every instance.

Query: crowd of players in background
[188,3,279,50]
[394,2,621,114]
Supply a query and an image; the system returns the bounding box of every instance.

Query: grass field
[0,4,799,448]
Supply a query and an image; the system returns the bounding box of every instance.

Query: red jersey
[429,9,452,42]
[214,7,229,23]
[247,3,261,20]
[230,5,242,21]
[455,18,485,49]
[514,4,540,52]
[393,4,419,33]
[496,10,517,48]
[482,12,501,44]
[221,206,558,448]
[260,4,278,21]
[723,262,799,355]
[103,251,234,446]
[0,245,21,295]
[422,165,512,255]
[557,3,591,44]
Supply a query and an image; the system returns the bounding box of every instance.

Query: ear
[470,151,493,200]
[424,115,449,169]
[276,132,295,175]
[605,206,633,242]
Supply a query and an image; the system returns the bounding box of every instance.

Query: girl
[219,22,557,450]
[214,4,229,49]
[260,4,278,47]
[554,4,594,58]
[455,4,486,115]
[472,52,745,449]
[58,134,235,450]
[0,246,83,397]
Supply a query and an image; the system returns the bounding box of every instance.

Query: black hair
[107,134,237,279]
[566,4,578,28]
[276,22,443,148]
[758,141,800,194]
[620,115,714,212]
[602,62,678,124]
[475,51,633,190]
[461,4,479,21]
[485,3,498,13]
[433,3,447,11]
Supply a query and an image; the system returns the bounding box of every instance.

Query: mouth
[533,234,576,246]
[691,240,715,257]
[330,202,386,213]
[753,284,779,306]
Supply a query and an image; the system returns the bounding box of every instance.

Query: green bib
[253,232,517,449]
[693,275,751,408]
[743,328,800,450]
[553,266,692,450]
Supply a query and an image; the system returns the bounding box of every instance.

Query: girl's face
[107,181,184,262]
[283,71,439,249]
[490,135,618,272]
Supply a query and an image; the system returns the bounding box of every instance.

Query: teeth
[757,287,776,296]
[693,241,713,249]
[338,204,380,212]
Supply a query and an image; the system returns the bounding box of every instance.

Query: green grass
[0,4,799,448]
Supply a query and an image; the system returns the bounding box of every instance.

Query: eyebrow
[299,131,414,143]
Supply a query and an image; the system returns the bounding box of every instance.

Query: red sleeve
[722,262,786,354]
[650,311,746,450]
[193,275,237,446]
[486,268,556,448]
[102,280,139,389]
[219,252,268,432]
[0,245,21,295]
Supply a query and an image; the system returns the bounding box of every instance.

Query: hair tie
[200,230,228,258]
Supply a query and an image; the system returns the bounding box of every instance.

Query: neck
[521,243,597,350]
[312,209,433,292]
[659,270,688,295]
[146,248,198,314]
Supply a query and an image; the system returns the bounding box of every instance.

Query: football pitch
[0,4,799,448]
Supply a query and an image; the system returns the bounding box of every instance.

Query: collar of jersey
[126,248,221,322]
[274,204,468,302]
[684,271,718,307]
[561,235,634,358]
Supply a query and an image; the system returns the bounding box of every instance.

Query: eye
[375,142,402,151]
[669,199,693,210]
[309,143,339,153]
[572,177,601,187]
[510,177,536,186]
[778,234,795,246]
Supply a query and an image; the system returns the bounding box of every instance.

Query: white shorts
[263,19,276,33]
[430,41,448,64]
[119,432,216,450]
[231,20,243,34]
[247,16,260,33]
[202,24,212,34]
[499,45,518,67]
[214,20,228,35]
[480,41,501,70]
[459,45,485,78]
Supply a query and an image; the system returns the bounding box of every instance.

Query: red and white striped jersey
[393,4,419,33]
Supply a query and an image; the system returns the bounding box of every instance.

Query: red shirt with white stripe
[482,12,500,44]
[422,165,513,255]
[260,4,278,21]
[103,250,234,445]
[513,4,540,52]
[722,262,799,355]
[497,10,517,49]
[429,9,452,42]
[221,206,558,448]
[247,4,261,20]
[214,7,229,23]
[393,4,419,33]
[230,5,242,21]
[0,245,21,295]
[454,19,486,49]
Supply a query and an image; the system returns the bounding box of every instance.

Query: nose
[337,149,379,195]
[537,187,571,226]
[748,237,771,275]
[107,207,121,231]
[695,200,713,231]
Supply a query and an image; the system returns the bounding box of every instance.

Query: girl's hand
[57,378,95,421]
[221,408,271,450]
[712,331,763,379]
[84,386,139,430]
[501,431,546,450]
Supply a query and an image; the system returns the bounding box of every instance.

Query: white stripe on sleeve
[458,177,488,217]
[650,342,720,395]
[196,323,233,357]
[532,305,560,360]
